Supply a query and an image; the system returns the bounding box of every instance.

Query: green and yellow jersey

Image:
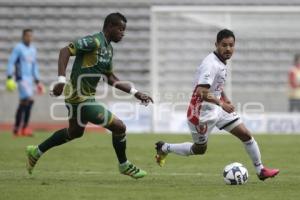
[64,32,113,104]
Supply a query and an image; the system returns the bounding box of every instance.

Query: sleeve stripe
[94,38,100,48]
[68,43,76,55]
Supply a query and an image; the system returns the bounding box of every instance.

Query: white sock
[243,137,264,174]
[120,160,129,166]
[162,142,194,156]
[37,147,43,157]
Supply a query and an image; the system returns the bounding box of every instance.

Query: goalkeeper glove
[6,77,17,92]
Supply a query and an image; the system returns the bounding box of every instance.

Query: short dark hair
[216,29,235,43]
[22,28,33,36]
[103,12,127,29]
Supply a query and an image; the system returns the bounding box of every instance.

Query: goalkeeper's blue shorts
[17,79,34,100]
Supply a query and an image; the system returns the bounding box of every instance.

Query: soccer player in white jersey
[155,29,279,181]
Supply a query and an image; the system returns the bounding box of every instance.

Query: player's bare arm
[105,72,153,105]
[221,90,235,109]
[52,46,71,96]
[221,90,231,104]
[195,85,234,113]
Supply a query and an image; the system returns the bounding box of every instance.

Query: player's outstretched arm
[51,47,71,96]
[105,72,153,106]
[196,85,234,113]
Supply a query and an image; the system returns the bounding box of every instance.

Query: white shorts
[187,102,242,145]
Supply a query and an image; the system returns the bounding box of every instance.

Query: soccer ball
[223,162,249,185]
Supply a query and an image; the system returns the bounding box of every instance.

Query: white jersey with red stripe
[187,52,241,144]
[187,52,227,125]
[193,52,227,99]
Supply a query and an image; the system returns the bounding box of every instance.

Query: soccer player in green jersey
[26,13,153,179]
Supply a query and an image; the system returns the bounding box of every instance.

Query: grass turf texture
[0,132,299,200]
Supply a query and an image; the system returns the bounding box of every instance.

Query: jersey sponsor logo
[97,47,112,64]
[100,48,108,55]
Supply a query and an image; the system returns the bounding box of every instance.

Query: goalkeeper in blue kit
[6,29,44,136]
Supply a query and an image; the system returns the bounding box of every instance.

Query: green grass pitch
[0,132,299,200]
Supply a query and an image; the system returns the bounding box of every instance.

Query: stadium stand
[1,0,300,124]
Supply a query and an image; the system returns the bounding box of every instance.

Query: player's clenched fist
[51,83,65,97]
[36,82,46,95]
[220,102,235,113]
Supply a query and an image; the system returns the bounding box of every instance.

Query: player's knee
[21,98,34,106]
[110,120,126,136]
[192,143,207,155]
[243,134,252,142]
[115,120,126,135]
[28,99,34,106]
[68,128,84,139]
[25,99,34,108]
[232,124,252,142]
[238,130,252,142]
[20,99,27,105]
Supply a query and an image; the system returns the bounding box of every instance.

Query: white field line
[0,170,219,177]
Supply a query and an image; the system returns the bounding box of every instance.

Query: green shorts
[65,99,114,127]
